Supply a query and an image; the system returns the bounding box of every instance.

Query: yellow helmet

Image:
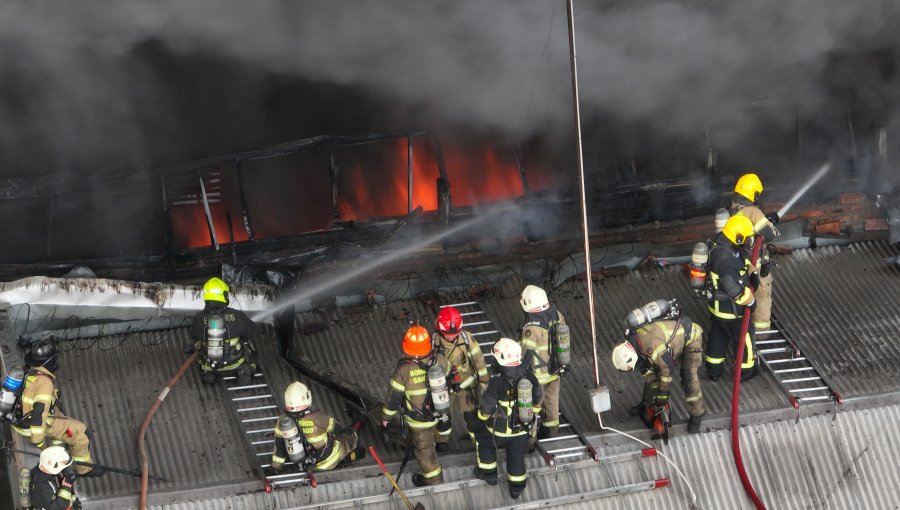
[722,214,754,245]
[202,277,230,304]
[734,173,763,202]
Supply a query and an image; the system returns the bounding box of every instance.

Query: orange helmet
[402,325,432,358]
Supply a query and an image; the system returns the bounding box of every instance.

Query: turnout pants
[539,379,560,435]
[474,429,529,498]
[47,414,93,475]
[752,273,773,331]
[409,423,443,484]
[679,348,706,417]
[435,388,480,446]
[706,316,755,380]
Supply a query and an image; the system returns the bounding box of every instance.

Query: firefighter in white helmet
[381,325,452,487]
[731,173,780,333]
[474,338,542,500]
[518,284,570,440]
[190,277,259,385]
[271,381,365,473]
[30,446,80,510]
[611,302,706,435]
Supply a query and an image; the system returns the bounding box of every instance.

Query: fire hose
[138,352,198,509]
[731,236,766,509]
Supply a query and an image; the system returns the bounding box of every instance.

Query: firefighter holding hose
[731,173,780,334]
[381,325,451,487]
[705,214,759,382]
[611,299,706,437]
[189,277,258,385]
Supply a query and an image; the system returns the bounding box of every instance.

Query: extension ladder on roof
[440,300,597,467]
[755,315,843,409]
[221,368,314,490]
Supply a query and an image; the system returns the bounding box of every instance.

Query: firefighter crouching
[474,338,543,500]
[432,306,490,450]
[190,277,259,385]
[28,446,81,510]
[611,299,706,435]
[518,284,571,440]
[11,340,99,477]
[731,173,780,333]
[271,381,365,473]
[706,214,758,382]
[381,325,451,487]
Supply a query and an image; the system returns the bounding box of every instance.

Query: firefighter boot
[200,370,217,385]
[509,481,526,499]
[412,473,442,487]
[740,367,758,383]
[237,364,254,385]
[338,447,367,468]
[474,467,498,486]
[687,415,703,434]
[435,442,450,453]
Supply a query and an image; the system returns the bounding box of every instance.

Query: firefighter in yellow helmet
[518,284,569,441]
[271,381,365,473]
[731,173,780,332]
[381,325,451,487]
[190,277,258,385]
[474,338,543,499]
[706,214,758,381]
[611,301,706,436]
[12,340,100,477]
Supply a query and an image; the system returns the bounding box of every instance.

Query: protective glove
[558,365,568,377]
[749,272,761,289]
[765,212,780,225]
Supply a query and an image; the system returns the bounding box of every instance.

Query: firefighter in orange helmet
[432,306,490,451]
[381,325,451,487]
[731,173,780,333]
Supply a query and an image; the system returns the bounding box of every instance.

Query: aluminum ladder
[755,315,843,409]
[221,368,313,490]
[441,300,598,467]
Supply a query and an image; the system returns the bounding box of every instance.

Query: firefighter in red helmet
[381,325,451,487]
[431,306,489,451]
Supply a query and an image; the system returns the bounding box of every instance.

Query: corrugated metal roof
[774,241,900,399]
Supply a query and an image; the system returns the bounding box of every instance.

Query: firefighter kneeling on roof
[474,338,543,500]
[271,381,365,473]
[611,299,706,438]
[381,325,451,487]
[189,277,259,386]
[28,446,82,510]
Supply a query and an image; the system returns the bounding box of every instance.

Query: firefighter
[706,214,758,382]
[12,340,99,476]
[611,305,706,435]
[432,306,490,451]
[190,277,258,385]
[474,338,543,500]
[381,325,451,487]
[271,381,365,473]
[518,284,569,439]
[731,173,780,333]
[30,446,81,510]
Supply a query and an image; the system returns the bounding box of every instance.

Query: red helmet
[402,325,432,358]
[436,307,463,337]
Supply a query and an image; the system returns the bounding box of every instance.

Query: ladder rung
[538,434,578,444]
[242,416,280,423]
[260,461,296,468]
[237,405,278,413]
[232,394,274,402]
[554,452,588,460]
[773,367,815,374]
[266,473,310,481]
[472,331,499,337]
[546,446,589,455]
[246,428,276,435]
[228,384,268,391]
[798,395,832,403]
[756,339,787,345]
[758,348,791,355]
[460,311,484,317]
[480,341,496,347]
[465,321,491,327]
[444,302,477,308]
[558,423,571,429]
[222,373,263,381]
[781,376,822,384]
[256,451,271,457]
[251,439,275,446]
[789,386,829,393]
[766,357,806,364]
[757,329,778,335]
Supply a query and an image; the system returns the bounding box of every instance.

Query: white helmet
[493,338,522,367]
[284,381,312,412]
[520,285,550,313]
[39,446,73,475]
[611,341,638,372]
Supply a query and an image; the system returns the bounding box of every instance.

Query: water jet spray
[777,163,831,218]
